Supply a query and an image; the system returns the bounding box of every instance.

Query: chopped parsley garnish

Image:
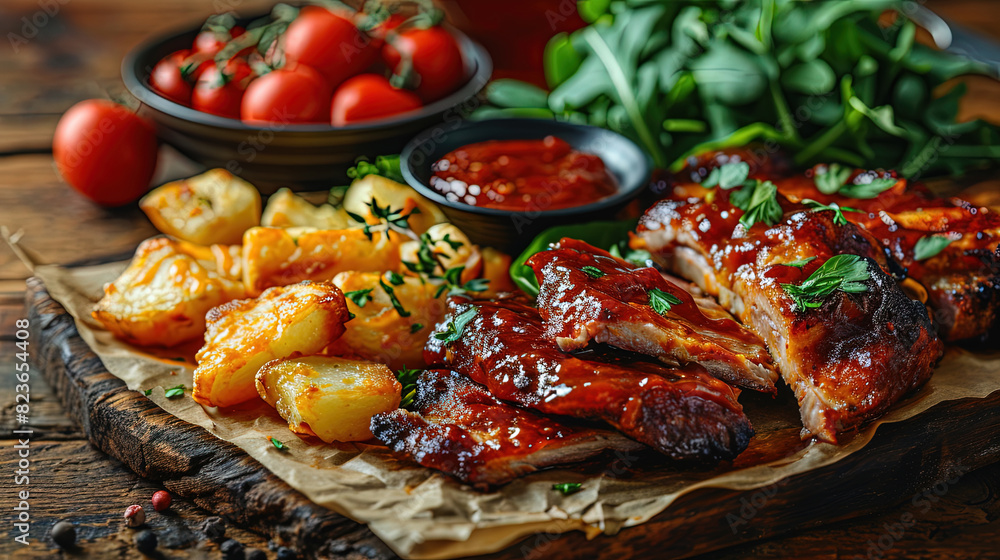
[609,242,653,267]
[801,199,862,227]
[164,384,186,399]
[701,161,750,190]
[730,179,783,229]
[441,233,464,251]
[345,288,374,307]
[580,265,605,279]
[434,266,490,298]
[913,235,953,261]
[396,366,421,409]
[385,271,405,286]
[143,388,153,396]
[269,436,286,450]
[649,288,683,316]
[410,323,424,333]
[778,256,816,269]
[839,177,898,199]
[552,482,582,495]
[813,163,853,194]
[434,307,478,344]
[781,254,870,311]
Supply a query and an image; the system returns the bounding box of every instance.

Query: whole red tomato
[194,25,247,56]
[382,27,465,102]
[283,6,377,88]
[53,100,159,207]
[331,74,422,126]
[241,64,332,124]
[192,58,253,119]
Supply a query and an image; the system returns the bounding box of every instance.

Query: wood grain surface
[2,0,1000,559]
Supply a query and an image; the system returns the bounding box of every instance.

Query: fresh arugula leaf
[345,288,374,308]
[781,254,870,311]
[778,256,816,269]
[552,482,582,495]
[164,384,186,399]
[913,235,953,261]
[434,307,478,344]
[581,265,606,279]
[649,288,683,316]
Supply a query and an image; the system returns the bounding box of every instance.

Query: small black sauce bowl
[400,118,652,253]
[121,17,492,192]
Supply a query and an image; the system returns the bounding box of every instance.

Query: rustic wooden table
[2,1,1000,559]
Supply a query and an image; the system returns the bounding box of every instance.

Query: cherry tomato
[194,30,228,55]
[283,6,378,88]
[192,58,253,119]
[241,64,332,124]
[149,49,197,105]
[53,100,159,207]
[382,27,465,102]
[331,74,422,126]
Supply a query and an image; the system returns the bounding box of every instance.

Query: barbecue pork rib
[370,369,644,487]
[636,191,943,442]
[424,298,753,462]
[775,169,1000,341]
[675,150,1000,341]
[527,238,778,393]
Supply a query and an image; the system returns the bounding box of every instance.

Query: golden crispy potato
[92,237,245,348]
[479,246,517,297]
[192,281,351,408]
[343,174,446,234]
[261,188,350,229]
[140,169,261,245]
[242,226,404,296]
[326,272,447,370]
[256,356,400,442]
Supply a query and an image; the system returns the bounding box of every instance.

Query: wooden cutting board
[26,277,1000,560]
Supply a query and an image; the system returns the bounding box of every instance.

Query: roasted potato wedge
[192,281,351,408]
[261,188,350,229]
[256,356,400,442]
[343,174,446,234]
[92,237,245,348]
[242,226,404,296]
[326,271,447,369]
[140,169,261,245]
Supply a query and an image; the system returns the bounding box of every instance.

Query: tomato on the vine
[192,58,253,119]
[149,49,199,105]
[53,100,159,207]
[241,64,332,124]
[382,27,465,102]
[194,25,245,55]
[331,74,422,126]
[282,6,378,88]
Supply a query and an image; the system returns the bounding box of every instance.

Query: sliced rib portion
[637,194,943,442]
[676,149,1000,341]
[774,168,1000,342]
[424,298,753,462]
[370,370,643,487]
[527,238,777,393]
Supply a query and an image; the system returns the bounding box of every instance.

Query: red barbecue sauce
[430,136,617,211]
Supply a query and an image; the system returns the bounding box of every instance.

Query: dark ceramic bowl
[400,118,651,253]
[121,18,491,192]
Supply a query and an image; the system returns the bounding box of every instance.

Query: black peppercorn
[50,521,76,549]
[134,529,158,554]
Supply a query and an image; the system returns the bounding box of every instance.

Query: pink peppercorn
[151,490,172,512]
